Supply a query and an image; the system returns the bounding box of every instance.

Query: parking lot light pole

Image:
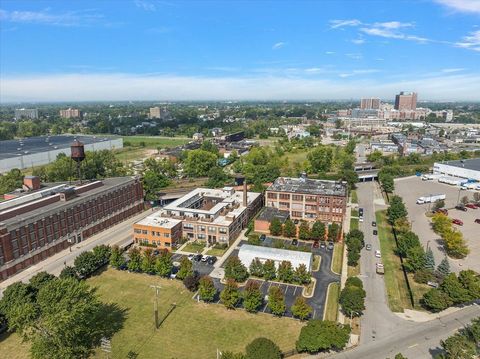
[150,285,161,329]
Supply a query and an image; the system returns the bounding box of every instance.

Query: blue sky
[1,0,479,102]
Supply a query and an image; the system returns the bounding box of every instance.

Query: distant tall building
[59,108,82,119]
[14,108,38,120]
[394,92,417,111]
[360,98,380,110]
[149,106,170,120]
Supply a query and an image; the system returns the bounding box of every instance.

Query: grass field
[324,282,339,322]
[350,218,359,231]
[205,247,227,257]
[376,210,413,312]
[347,264,360,277]
[122,136,190,149]
[114,147,149,162]
[0,269,304,359]
[332,243,344,274]
[350,190,358,204]
[351,208,359,217]
[181,242,206,253]
[280,150,309,176]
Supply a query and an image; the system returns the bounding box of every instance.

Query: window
[279,193,290,200]
[267,192,277,199]
[164,233,170,238]
[142,230,148,234]
[184,223,194,230]
[292,194,303,201]
[197,234,206,240]
[164,242,171,247]
[219,228,227,234]
[156,232,161,236]
[279,202,290,208]
[305,196,317,202]
[208,227,217,233]
[134,229,142,234]
[292,211,303,218]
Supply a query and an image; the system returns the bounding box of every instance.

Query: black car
[373,230,378,236]
[292,239,298,246]
[372,221,376,227]
[193,254,203,262]
[359,208,364,216]
[259,234,266,241]
[207,256,217,265]
[455,205,468,212]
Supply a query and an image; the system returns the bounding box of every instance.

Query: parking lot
[171,253,215,276]
[395,176,480,273]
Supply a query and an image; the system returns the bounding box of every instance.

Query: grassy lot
[332,243,344,274]
[324,282,339,321]
[351,208,359,217]
[182,241,206,253]
[0,269,304,359]
[312,255,321,271]
[408,274,431,310]
[122,136,190,149]
[205,247,227,257]
[350,218,359,231]
[114,147,149,162]
[347,264,360,277]
[350,190,358,204]
[376,210,413,312]
[280,150,309,176]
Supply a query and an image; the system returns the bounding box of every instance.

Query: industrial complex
[433,158,480,182]
[0,135,123,173]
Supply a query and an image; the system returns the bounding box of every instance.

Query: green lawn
[324,282,339,322]
[0,332,30,359]
[122,136,190,149]
[331,243,344,274]
[114,147,148,162]
[312,255,321,271]
[351,208,359,217]
[205,247,227,257]
[350,190,358,204]
[350,218,359,230]
[347,264,360,277]
[376,210,413,312]
[182,241,206,253]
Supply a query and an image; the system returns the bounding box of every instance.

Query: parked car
[366,244,372,251]
[375,250,381,258]
[359,208,364,216]
[434,208,448,215]
[372,221,377,227]
[259,234,266,241]
[193,254,203,262]
[373,229,378,236]
[376,263,384,275]
[475,219,480,224]
[452,219,464,226]
[455,205,468,212]
[201,255,209,262]
[292,239,298,246]
[207,256,217,265]
[313,241,319,248]
[320,241,326,249]
[359,217,364,222]
[187,254,195,261]
[466,203,478,209]
[327,241,334,250]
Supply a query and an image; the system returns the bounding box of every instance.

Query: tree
[379,173,395,193]
[291,296,312,321]
[424,247,435,271]
[243,281,263,313]
[396,231,421,258]
[307,146,333,173]
[433,199,445,211]
[29,272,56,293]
[328,223,340,242]
[127,247,142,272]
[458,270,480,300]
[224,256,249,282]
[140,248,156,273]
[339,285,365,317]
[109,245,126,269]
[283,219,296,238]
[245,337,281,359]
[183,149,218,177]
[403,246,426,273]
[74,251,99,278]
[432,213,452,235]
[269,218,282,236]
[296,320,351,353]
[277,261,294,283]
[311,221,326,241]
[220,279,241,309]
[0,282,35,332]
[440,332,477,359]
[59,266,78,280]
[347,250,361,267]
[393,354,408,359]
[205,166,229,188]
[267,286,286,316]
[249,258,264,277]
[183,273,200,292]
[263,260,276,280]
[0,168,23,195]
[437,257,451,277]
[198,276,217,302]
[441,273,471,304]
[443,229,469,259]
[387,195,408,224]
[294,264,311,284]
[142,170,171,201]
[298,221,310,240]
[422,288,452,312]
[177,256,193,280]
[155,251,173,277]
[460,195,469,205]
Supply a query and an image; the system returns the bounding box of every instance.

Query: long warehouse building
[433,158,480,181]
[0,135,123,173]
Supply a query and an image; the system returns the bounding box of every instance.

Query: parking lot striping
[293,286,298,295]
[312,309,316,319]
[407,343,418,349]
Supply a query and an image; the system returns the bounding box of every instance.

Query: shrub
[183,273,200,292]
[198,276,217,302]
[422,288,452,312]
[245,337,281,359]
[296,320,350,353]
[413,269,434,284]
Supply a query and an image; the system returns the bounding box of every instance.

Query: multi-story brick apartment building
[264,177,348,224]
[0,176,144,280]
[133,185,263,250]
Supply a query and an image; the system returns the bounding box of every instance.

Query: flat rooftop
[267,177,347,197]
[0,177,137,229]
[0,135,121,160]
[437,158,480,172]
[256,207,290,223]
[135,215,181,229]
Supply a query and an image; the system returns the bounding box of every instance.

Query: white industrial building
[433,158,480,182]
[238,244,313,272]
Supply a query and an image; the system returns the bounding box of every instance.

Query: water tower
[71,139,86,183]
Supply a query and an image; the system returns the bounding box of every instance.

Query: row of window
[182,223,228,234]
[134,229,171,238]
[267,192,345,205]
[136,238,171,247]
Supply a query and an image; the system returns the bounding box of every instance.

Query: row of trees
[269,219,340,242]
[431,213,469,259]
[223,256,311,285]
[60,244,112,279]
[438,317,479,359]
[339,277,366,318]
[422,270,480,312]
[345,229,364,267]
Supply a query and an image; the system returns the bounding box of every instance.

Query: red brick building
[0,177,144,281]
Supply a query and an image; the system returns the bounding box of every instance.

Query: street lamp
[150,285,161,329]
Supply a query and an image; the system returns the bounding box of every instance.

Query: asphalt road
[0,209,153,297]
[328,303,480,359]
[356,182,412,345]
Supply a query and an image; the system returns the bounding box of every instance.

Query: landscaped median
[323,282,340,321]
[331,243,344,275]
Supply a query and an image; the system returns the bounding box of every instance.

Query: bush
[345,276,363,289]
[183,273,200,292]
[414,269,434,284]
[296,320,350,353]
[224,256,249,282]
[245,337,281,359]
[198,276,217,302]
[248,234,260,245]
[422,288,452,312]
[243,281,263,313]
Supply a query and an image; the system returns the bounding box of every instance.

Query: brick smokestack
[243,180,248,207]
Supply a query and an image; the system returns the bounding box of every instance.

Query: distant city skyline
[1,0,479,102]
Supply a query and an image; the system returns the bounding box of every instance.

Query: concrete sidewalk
[209,228,248,279]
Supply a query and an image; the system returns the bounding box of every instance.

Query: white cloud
[373,21,413,29]
[325,51,335,55]
[2,72,479,102]
[346,53,363,59]
[0,9,104,27]
[455,30,480,51]
[134,0,156,11]
[351,39,365,44]
[441,68,465,72]
[272,42,286,49]
[329,19,362,29]
[434,0,480,14]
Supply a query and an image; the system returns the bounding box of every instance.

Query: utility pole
[150,285,161,329]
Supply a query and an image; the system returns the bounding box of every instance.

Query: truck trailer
[416,194,446,204]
